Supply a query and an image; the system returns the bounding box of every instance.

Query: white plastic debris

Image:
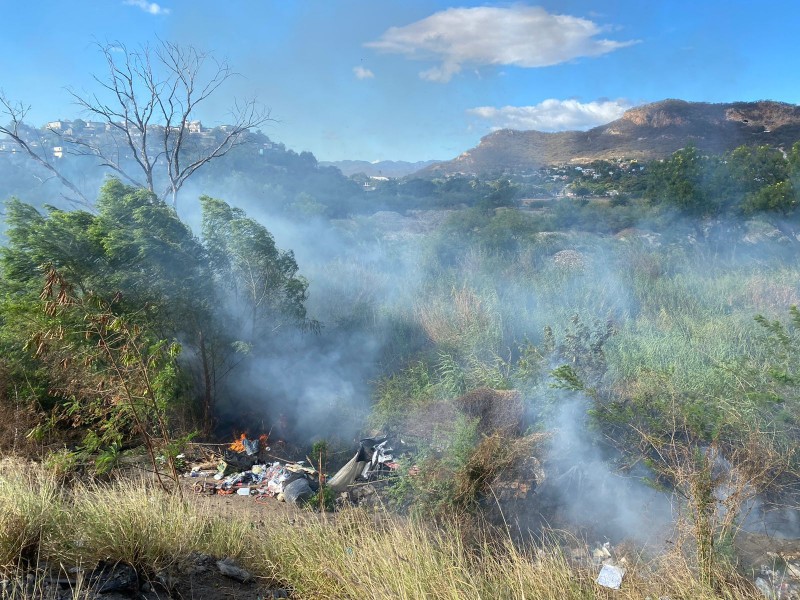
[596,564,625,590]
[753,577,773,599]
[593,544,612,560]
[236,487,251,496]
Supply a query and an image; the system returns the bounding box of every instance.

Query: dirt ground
[735,531,800,572]
[180,473,316,526]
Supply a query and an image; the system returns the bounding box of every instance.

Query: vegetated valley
[3,95,800,598]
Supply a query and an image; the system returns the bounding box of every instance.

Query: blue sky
[1,1,798,161]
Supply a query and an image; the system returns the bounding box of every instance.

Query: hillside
[424,99,800,176]
[320,159,441,177]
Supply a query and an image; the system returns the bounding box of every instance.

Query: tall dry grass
[0,461,767,599]
[0,459,63,570]
[44,477,256,572]
[417,285,503,354]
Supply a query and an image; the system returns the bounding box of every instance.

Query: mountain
[423,100,800,176]
[320,159,441,177]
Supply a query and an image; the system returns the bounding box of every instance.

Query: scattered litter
[189,469,214,478]
[243,437,259,456]
[183,434,402,508]
[593,542,612,560]
[596,564,625,590]
[328,437,397,493]
[751,555,800,599]
[184,437,320,506]
[283,478,314,505]
[754,577,774,599]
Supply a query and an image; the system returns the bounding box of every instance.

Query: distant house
[53,146,63,159]
[46,121,65,131]
[186,120,202,133]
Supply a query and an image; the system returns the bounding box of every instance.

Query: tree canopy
[0,179,315,438]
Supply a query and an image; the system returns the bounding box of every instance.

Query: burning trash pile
[187,434,320,505]
[186,388,542,512]
[185,434,400,507]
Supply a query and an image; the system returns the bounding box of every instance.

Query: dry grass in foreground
[0,459,763,599]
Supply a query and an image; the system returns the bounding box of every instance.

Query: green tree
[479,179,517,212]
[722,145,791,214]
[200,196,317,341]
[743,180,798,216]
[1,179,314,435]
[285,191,327,219]
[1,180,214,428]
[34,267,188,486]
[646,145,718,217]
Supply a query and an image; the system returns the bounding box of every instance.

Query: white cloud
[353,66,375,80]
[420,63,461,82]
[467,98,633,131]
[123,0,170,15]
[366,6,637,83]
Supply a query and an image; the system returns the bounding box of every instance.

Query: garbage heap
[187,434,320,505]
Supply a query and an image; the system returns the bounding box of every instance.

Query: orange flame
[229,433,246,453]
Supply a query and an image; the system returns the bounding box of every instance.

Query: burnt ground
[10,553,290,600]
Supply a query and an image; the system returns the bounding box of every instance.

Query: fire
[228,432,270,453]
[229,433,247,453]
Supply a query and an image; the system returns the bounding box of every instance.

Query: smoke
[533,395,674,547]
[173,175,429,447]
[167,166,800,547]
[3,121,800,546]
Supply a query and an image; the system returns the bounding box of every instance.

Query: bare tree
[2,41,271,208]
[0,94,92,206]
